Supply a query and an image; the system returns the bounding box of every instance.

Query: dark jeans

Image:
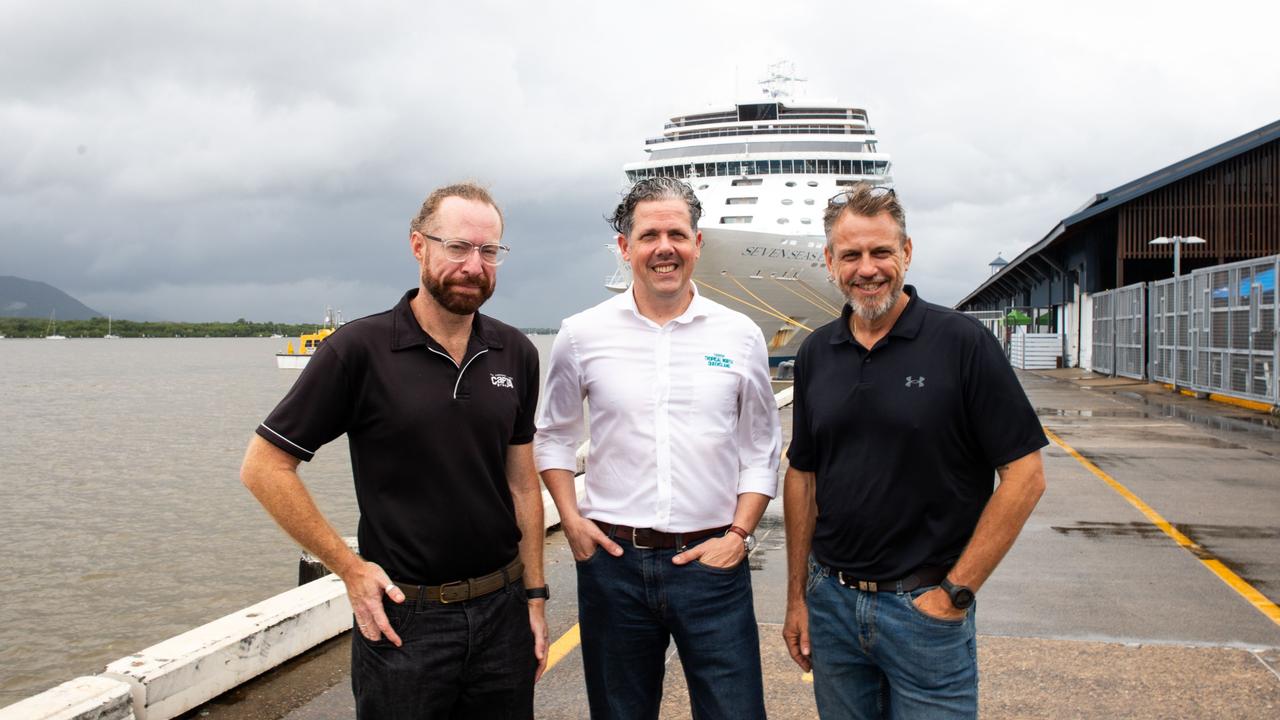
[806,558,978,719]
[350,579,535,719]
[576,535,766,720]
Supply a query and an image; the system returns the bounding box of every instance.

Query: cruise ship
[609,69,893,363]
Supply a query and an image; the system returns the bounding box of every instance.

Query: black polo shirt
[788,286,1047,579]
[256,290,539,585]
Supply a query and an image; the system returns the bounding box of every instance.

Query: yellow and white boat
[275,308,342,369]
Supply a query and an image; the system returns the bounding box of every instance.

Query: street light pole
[1149,235,1207,391]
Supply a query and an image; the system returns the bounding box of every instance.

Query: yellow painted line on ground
[802,671,814,684]
[1043,426,1280,627]
[545,623,581,673]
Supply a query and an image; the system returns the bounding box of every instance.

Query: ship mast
[758,61,807,100]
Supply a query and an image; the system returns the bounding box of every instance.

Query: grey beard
[844,283,903,323]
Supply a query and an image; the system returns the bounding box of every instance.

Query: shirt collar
[391,289,504,352]
[615,283,711,326]
[830,285,925,345]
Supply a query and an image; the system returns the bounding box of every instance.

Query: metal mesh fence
[1149,255,1279,404]
[1090,282,1146,378]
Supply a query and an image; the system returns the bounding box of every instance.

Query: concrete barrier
[101,575,350,720]
[0,676,134,720]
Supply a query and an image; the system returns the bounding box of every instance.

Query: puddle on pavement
[1035,408,1147,419]
[1113,392,1280,434]
[1052,521,1280,541]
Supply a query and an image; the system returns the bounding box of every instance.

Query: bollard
[298,537,359,586]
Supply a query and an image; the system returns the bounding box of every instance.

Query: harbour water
[0,334,557,706]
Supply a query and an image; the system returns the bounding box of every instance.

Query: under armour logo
[905,376,926,388]
[490,373,514,389]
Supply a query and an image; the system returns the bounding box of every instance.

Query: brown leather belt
[395,557,523,604]
[593,520,730,550]
[833,564,948,593]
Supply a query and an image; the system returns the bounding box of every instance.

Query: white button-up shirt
[534,286,781,532]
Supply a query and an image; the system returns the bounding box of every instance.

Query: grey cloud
[3,1,1279,324]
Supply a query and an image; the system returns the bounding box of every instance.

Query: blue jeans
[806,558,978,720]
[576,535,766,720]
[350,579,535,719]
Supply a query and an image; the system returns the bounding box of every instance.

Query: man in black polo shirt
[241,182,548,719]
[782,183,1047,719]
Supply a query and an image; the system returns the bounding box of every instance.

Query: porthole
[807,180,819,187]
[781,199,793,205]
[777,218,790,224]
[804,199,815,205]
[785,181,797,187]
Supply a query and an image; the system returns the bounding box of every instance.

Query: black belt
[394,557,523,604]
[832,564,949,593]
[593,520,730,550]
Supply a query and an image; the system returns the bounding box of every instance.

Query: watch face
[952,587,975,610]
[744,534,757,553]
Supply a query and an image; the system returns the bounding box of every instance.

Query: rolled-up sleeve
[534,322,586,473]
[735,327,781,497]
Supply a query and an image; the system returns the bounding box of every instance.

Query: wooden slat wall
[1119,140,1279,265]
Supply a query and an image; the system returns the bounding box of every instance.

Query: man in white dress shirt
[535,177,782,720]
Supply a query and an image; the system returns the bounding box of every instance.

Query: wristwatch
[525,585,550,601]
[726,525,757,553]
[939,577,975,610]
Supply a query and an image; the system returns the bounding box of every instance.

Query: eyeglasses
[828,185,896,207]
[423,234,511,266]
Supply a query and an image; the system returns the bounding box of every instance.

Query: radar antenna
[758,61,806,99]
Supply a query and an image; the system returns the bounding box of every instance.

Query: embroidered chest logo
[905,376,926,388]
[490,373,514,389]
[704,353,734,369]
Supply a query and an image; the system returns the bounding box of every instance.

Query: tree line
[0,317,560,338]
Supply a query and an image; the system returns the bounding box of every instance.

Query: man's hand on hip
[340,559,406,646]
[782,599,812,672]
[563,514,623,561]
[672,534,745,568]
[528,598,548,682]
[912,587,967,622]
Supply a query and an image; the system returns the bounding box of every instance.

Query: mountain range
[0,276,104,320]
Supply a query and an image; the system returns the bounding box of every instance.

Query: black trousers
[350,580,535,719]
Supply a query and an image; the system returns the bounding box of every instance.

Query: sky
[2,0,1278,325]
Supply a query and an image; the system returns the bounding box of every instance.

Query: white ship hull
[276,353,310,369]
[615,79,891,362]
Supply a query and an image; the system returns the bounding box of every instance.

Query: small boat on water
[103,316,120,339]
[276,307,343,369]
[45,311,66,340]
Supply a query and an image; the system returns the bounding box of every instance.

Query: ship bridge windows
[726,197,758,204]
[625,159,890,183]
[721,216,753,224]
[738,102,779,121]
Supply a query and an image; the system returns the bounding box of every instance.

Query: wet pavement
[187,369,1280,719]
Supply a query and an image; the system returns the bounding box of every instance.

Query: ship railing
[647,125,875,145]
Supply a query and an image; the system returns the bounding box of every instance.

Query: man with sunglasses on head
[782,183,1047,719]
[535,177,781,719]
[241,182,547,719]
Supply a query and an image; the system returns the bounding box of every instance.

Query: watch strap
[525,585,550,601]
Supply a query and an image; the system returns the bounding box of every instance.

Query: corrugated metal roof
[1064,118,1280,227]
[955,118,1280,309]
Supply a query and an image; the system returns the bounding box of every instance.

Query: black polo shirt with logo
[256,290,539,586]
[787,286,1047,580]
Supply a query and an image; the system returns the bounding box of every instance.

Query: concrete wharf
[116,371,1280,718]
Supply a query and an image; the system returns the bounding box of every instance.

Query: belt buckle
[631,527,654,550]
[437,579,465,604]
[837,572,877,592]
